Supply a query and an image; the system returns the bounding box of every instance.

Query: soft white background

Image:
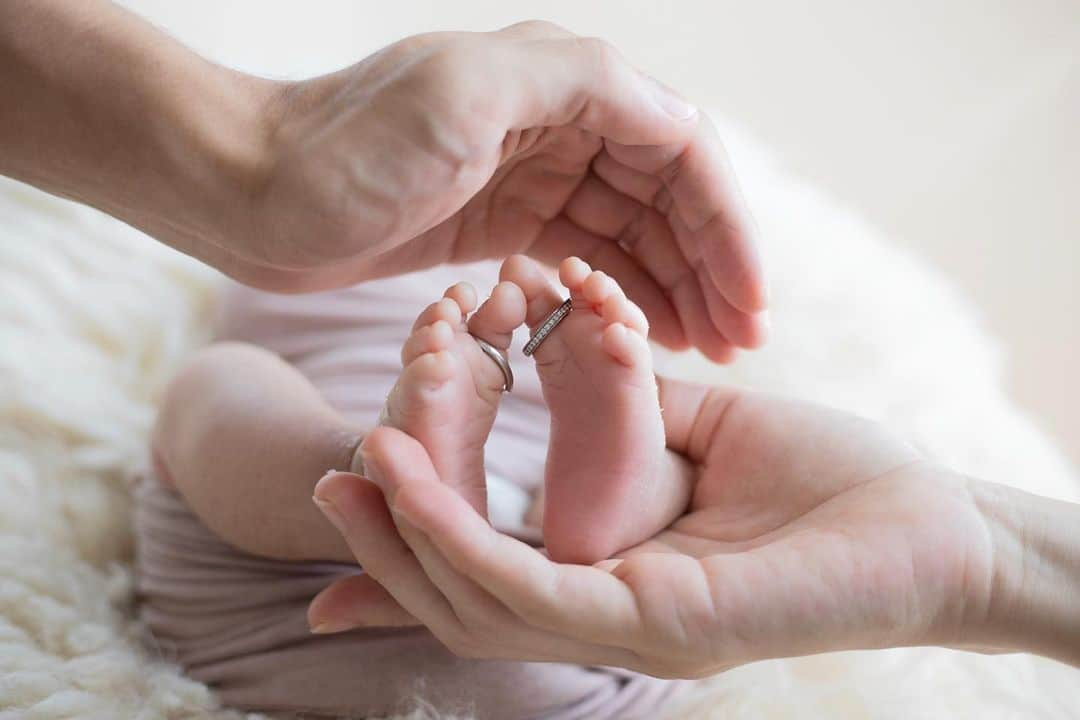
[119,0,1080,467]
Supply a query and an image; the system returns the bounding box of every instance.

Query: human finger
[363,429,647,649]
[605,115,767,314]
[309,471,463,641]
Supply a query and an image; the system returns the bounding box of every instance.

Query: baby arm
[152,342,361,563]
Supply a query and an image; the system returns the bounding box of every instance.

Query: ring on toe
[523,299,573,357]
[471,335,514,393]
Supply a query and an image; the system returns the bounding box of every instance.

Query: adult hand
[244,23,766,359]
[309,378,1080,676]
[1,4,766,360]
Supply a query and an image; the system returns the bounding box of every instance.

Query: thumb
[360,426,490,520]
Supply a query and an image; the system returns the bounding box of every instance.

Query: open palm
[309,378,994,678]
[600,380,993,676]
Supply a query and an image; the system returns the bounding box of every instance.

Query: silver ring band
[523,299,573,357]
[471,335,514,392]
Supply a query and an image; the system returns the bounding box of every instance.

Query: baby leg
[152,341,363,562]
[155,269,532,562]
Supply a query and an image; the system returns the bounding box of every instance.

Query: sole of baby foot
[374,280,526,515]
[499,255,691,564]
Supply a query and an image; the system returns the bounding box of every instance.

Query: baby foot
[371,280,527,515]
[500,255,692,564]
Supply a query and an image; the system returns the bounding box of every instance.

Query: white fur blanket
[1,131,1078,718]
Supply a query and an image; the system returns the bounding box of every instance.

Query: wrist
[962,478,1080,665]
[134,62,281,259]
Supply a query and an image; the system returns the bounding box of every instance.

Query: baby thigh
[133,473,682,719]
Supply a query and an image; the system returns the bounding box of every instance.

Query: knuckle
[412,43,478,91]
[386,33,432,58]
[375,45,489,191]
[385,31,462,62]
[580,36,624,79]
[515,19,569,36]
[379,33,487,113]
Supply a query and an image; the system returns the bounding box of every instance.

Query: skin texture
[0,2,767,362]
[380,278,527,518]
[310,380,1080,674]
[499,255,693,564]
[151,342,361,563]
[378,254,694,565]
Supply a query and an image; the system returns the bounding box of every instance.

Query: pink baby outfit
[134,263,685,719]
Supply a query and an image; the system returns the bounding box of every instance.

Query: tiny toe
[411,298,463,332]
[559,256,593,308]
[444,282,478,315]
[402,350,457,389]
[601,293,649,337]
[401,319,454,366]
[582,270,622,308]
[558,257,592,293]
[499,254,567,331]
[467,281,527,351]
[601,323,650,368]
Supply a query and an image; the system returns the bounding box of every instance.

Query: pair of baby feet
[365,255,691,564]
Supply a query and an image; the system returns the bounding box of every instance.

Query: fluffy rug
[1,128,1078,719]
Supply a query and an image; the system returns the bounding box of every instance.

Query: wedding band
[471,334,514,393]
[523,299,573,357]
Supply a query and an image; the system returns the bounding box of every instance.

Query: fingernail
[314,468,337,495]
[310,620,357,635]
[643,75,697,120]
[312,496,346,533]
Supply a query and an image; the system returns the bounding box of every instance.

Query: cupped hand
[229,22,766,360]
[309,377,996,677]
